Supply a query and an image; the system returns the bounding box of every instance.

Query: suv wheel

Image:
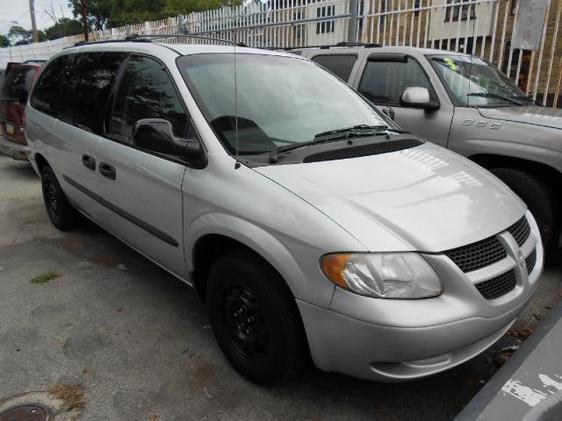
[206,251,308,384]
[41,165,82,231]
[491,168,559,250]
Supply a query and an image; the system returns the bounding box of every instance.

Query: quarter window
[30,56,68,116]
[107,55,188,144]
[58,52,126,134]
[358,57,435,106]
[312,54,356,81]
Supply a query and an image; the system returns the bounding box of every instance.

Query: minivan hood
[255,143,526,252]
[478,105,562,130]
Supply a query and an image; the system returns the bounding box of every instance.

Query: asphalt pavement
[0,154,560,421]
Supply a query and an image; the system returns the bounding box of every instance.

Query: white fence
[1,0,560,107]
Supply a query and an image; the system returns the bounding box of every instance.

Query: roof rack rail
[73,38,152,47]
[72,34,246,48]
[125,34,247,47]
[282,41,381,51]
[23,59,47,63]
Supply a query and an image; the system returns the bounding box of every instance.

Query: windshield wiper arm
[268,125,403,163]
[467,92,523,106]
[311,124,389,141]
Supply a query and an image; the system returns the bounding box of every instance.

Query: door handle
[99,162,116,180]
[82,154,96,171]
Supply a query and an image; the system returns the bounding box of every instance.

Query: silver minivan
[26,40,543,384]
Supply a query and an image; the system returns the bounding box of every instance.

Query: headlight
[320,253,442,299]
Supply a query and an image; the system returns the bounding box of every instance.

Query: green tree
[0,34,10,48]
[8,25,32,45]
[68,0,112,30]
[164,0,236,15]
[44,18,83,40]
[68,0,241,30]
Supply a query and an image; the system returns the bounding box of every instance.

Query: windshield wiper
[311,124,390,141]
[268,125,404,163]
[467,92,523,106]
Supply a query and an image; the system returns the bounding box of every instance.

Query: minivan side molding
[62,175,179,247]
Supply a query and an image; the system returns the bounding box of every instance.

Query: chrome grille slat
[525,248,537,274]
[444,236,506,273]
[474,270,517,300]
[507,216,531,247]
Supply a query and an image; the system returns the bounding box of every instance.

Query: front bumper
[298,299,520,382]
[0,136,29,160]
[297,212,543,382]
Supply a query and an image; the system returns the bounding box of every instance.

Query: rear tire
[491,167,559,250]
[206,251,308,385]
[40,165,82,231]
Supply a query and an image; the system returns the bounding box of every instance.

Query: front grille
[444,236,507,273]
[507,216,531,246]
[303,139,422,163]
[475,270,517,300]
[526,248,537,274]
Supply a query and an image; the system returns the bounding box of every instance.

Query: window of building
[316,5,335,34]
[445,0,476,22]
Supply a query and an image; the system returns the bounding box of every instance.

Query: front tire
[41,165,82,231]
[491,168,559,250]
[206,252,308,385]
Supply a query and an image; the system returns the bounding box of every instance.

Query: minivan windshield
[429,54,533,108]
[177,53,389,155]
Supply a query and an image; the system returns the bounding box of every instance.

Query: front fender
[184,212,336,307]
[459,138,562,173]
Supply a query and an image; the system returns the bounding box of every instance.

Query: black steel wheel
[223,284,269,361]
[40,164,81,231]
[206,251,308,384]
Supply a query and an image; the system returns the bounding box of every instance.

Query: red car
[0,61,44,160]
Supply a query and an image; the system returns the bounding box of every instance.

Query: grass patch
[48,383,85,411]
[30,271,60,284]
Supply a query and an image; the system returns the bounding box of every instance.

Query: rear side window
[312,54,356,81]
[0,65,37,103]
[107,55,188,144]
[30,56,68,116]
[58,52,126,134]
[358,56,435,106]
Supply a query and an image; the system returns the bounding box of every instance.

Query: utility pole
[81,0,89,42]
[29,0,38,43]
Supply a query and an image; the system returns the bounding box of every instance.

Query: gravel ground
[0,154,560,421]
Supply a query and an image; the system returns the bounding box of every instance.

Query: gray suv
[26,40,543,384]
[299,46,562,250]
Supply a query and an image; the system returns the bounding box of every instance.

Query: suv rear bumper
[0,137,29,160]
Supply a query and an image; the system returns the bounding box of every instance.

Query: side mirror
[381,107,395,121]
[400,87,439,111]
[133,118,205,167]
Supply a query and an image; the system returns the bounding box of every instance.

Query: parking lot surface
[1,154,560,420]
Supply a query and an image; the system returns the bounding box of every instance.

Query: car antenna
[234,40,241,170]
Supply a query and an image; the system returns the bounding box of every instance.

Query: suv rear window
[0,65,37,103]
[312,54,356,81]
